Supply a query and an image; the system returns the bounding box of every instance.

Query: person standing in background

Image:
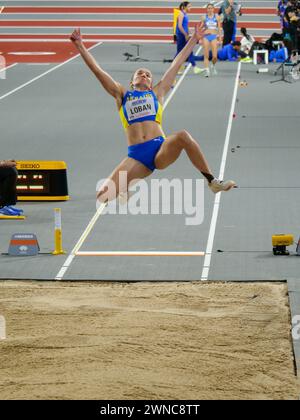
[219,0,241,46]
[286,8,300,50]
[240,27,255,55]
[175,2,202,74]
[201,3,222,77]
[278,0,289,31]
[0,160,23,216]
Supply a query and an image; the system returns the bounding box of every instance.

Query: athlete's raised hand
[70,28,82,46]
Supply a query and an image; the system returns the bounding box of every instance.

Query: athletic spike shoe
[0,206,20,216]
[208,179,236,193]
[7,206,24,215]
[204,68,210,77]
[240,56,252,63]
[193,66,203,74]
[211,64,218,75]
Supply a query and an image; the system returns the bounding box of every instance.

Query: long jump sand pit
[0,280,299,400]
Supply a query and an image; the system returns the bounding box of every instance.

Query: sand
[0,280,299,400]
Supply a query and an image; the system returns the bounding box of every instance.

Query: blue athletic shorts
[128,136,165,171]
[204,34,217,42]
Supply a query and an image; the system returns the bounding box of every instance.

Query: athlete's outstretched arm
[70,28,124,101]
[154,22,205,98]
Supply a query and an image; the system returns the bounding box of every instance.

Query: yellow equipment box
[272,234,294,247]
[272,234,294,255]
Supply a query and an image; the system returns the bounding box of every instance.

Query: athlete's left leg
[211,39,218,65]
[154,131,214,182]
[202,37,211,72]
[210,39,218,75]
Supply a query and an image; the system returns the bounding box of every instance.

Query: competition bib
[125,94,156,122]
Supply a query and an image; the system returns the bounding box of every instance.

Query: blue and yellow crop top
[119,90,163,129]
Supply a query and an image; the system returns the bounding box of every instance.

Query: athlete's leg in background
[211,39,218,65]
[203,38,211,70]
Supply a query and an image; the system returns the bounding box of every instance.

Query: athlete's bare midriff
[125,120,165,146]
[205,29,218,35]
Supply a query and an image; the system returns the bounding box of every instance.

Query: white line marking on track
[0,63,18,74]
[0,19,279,23]
[0,13,199,16]
[0,41,102,102]
[8,52,56,55]
[201,62,241,281]
[76,251,205,257]
[55,202,107,280]
[2,7,276,13]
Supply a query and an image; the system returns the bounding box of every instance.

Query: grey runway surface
[1,0,299,375]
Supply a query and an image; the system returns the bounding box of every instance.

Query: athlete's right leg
[176,34,186,56]
[210,39,218,75]
[203,38,211,76]
[97,157,152,203]
[211,39,218,65]
[154,131,236,193]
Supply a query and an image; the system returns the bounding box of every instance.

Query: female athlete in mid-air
[70,23,235,204]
